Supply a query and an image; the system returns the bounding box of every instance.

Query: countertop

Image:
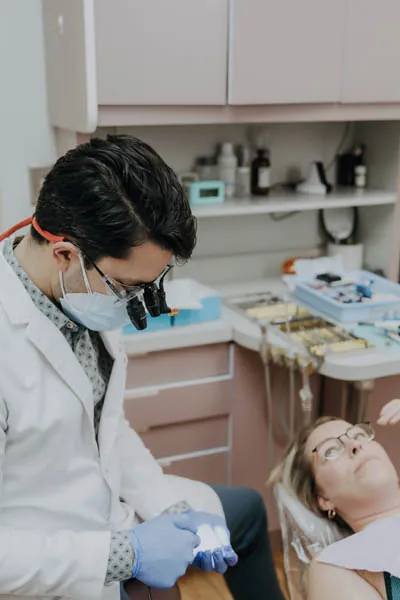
[123,318,232,356]
[123,279,400,382]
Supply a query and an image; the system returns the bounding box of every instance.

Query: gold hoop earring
[328,509,336,520]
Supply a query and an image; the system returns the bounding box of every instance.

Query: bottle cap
[221,142,234,156]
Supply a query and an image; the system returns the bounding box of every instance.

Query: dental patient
[271,399,400,599]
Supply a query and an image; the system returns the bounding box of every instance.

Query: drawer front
[124,379,232,432]
[140,416,228,460]
[160,452,229,486]
[126,343,231,390]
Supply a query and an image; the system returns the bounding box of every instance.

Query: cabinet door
[42,0,98,132]
[342,0,400,103]
[94,0,228,106]
[228,0,346,105]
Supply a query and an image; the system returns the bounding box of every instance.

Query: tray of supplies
[293,270,400,323]
[269,315,373,359]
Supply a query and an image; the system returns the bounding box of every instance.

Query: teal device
[189,181,225,206]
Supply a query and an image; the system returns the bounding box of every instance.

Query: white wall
[113,122,350,183]
[103,122,353,283]
[0,0,56,229]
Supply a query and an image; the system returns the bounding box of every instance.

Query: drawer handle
[125,388,160,400]
[136,426,150,434]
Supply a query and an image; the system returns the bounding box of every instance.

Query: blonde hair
[269,416,343,521]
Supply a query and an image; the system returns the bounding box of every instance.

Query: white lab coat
[0,242,224,600]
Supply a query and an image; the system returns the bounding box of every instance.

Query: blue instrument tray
[171,279,222,327]
[122,279,221,334]
[293,270,400,323]
[123,313,172,335]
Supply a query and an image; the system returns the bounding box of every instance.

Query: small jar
[196,157,216,181]
[236,166,251,197]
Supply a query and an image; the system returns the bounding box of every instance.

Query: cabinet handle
[136,426,151,434]
[159,461,171,468]
[125,388,160,401]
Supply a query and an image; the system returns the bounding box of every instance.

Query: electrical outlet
[30,166,52,205]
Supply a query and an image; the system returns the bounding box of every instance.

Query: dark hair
[32,135,197,263]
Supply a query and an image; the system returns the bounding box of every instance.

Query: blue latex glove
[129,513,200,589]
[186,510,238,574]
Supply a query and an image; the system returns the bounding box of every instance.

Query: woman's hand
[377,399,400,425]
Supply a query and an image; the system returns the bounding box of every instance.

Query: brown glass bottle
[251,149,271,196]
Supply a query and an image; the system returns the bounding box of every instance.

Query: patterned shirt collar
[3,236,80,333]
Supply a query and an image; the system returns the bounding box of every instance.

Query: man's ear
[52,241,79,273]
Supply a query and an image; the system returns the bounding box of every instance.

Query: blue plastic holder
[173,294,222,327]
[123,280,222,334]
[123,313,172,335]
[293,270,400,323]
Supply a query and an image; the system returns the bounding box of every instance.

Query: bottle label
[258,167,271,189]
[355,174,366,188]
[354,166,366,188]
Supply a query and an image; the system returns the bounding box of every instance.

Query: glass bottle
[251,149,271,196]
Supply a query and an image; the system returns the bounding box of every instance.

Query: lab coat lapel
[26,309,94,418]
[98,331,127,467]
[0,248,94,417]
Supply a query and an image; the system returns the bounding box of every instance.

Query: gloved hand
[185,510,238,574]
[129,513,200,589]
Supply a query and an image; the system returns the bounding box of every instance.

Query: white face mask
[59,254,131,332]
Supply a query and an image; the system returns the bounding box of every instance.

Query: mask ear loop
[58,252,93,307]
[59,271,67,299]
[77,252,93,294]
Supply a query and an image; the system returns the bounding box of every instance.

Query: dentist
[0,135,282,600]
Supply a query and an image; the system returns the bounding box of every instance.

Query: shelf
[192,189,397,218]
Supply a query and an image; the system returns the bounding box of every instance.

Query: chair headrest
[274,483,344,556]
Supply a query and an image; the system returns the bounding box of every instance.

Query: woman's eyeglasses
[312,422,375,462]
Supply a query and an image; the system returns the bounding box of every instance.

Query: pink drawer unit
[140,416,229,460]
[124,379,232,433]
[160,451,229,486]
[126,343,231,390]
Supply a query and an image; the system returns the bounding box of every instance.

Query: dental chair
[274,483,345,600]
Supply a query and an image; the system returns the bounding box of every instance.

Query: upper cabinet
[42,0,228,132]
[42,0,400,131]
[94,0,228,106]
[228,0,347,105]
[42,0,98,132]
[342,0,400,103]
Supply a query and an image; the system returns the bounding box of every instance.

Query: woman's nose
[347,439,363,456]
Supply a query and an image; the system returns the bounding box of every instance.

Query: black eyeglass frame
[311,421,375,461]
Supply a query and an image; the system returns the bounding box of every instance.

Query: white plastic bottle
[236,146,251,198]
[218,143,237,198]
